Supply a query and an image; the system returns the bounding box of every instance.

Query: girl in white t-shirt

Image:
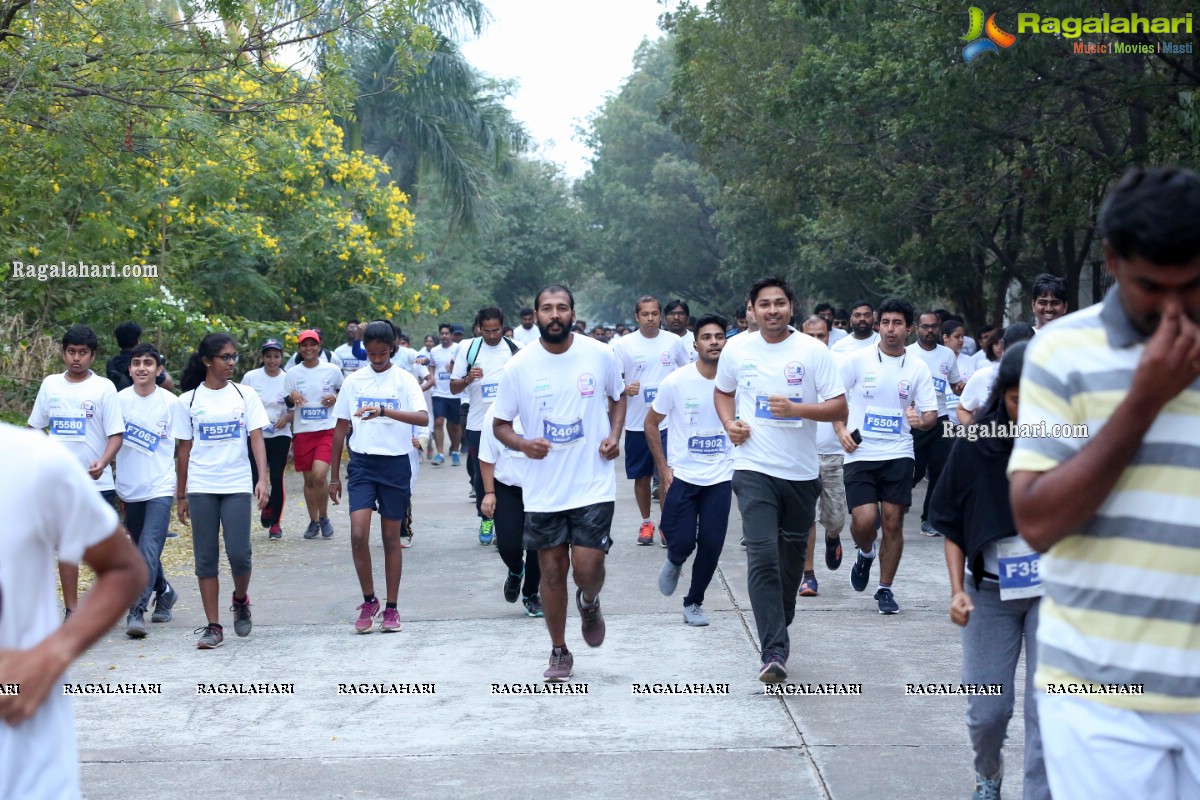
[176,333,270,650]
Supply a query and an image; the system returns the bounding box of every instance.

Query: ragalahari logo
[961,7,1016,62]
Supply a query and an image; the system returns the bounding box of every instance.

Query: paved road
[72,456,1027,799]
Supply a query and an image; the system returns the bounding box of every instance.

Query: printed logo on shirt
[784,361,805,385]
[660,350,672,366]
[577,373,596,398]
[897,380,912,401]
[939,362,950,375]
[80,399,97,419]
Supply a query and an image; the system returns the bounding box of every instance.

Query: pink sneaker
[355,598,380,634]
[380,607,402,632]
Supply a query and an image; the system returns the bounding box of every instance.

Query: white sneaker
[682,603,709,626]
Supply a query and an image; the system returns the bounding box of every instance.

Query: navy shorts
[525,502,615,553]
[347,451,412,521]
[432,396,461,422]
[624,428,667,479]
[843,458,915,509]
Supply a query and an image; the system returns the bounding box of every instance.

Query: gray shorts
[818,453,847,533]
[189,493,253,578]
[524,502,614,553]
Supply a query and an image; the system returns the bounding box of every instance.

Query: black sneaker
[576,589,606,647]
[758,652,787,683]
[126,609,147,639]
[230,593,252,637]
[151,583,177,623]
[850,551,874,592]
[874,587,900,614]
[523,594,544,618]
[824,536,842,571]
[503,570,522,604]
[195,623,224,649]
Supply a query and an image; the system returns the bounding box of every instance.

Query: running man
[664,299,698,363]
[906,311,964,536]
[1029,273,1069,332]
[242,338,294,539]
[493,284,626,682]
[429,323,462,466]
[333,320,363,377]
[512,307,540,347]
[285,329,343,539]
[646,313,733,626]
[830,300,879,354]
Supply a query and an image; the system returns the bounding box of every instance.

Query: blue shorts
[347,451,412,521]
[624,428,667,480]
[432,396,461,422]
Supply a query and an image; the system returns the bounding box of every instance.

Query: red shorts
[293,429,333,472]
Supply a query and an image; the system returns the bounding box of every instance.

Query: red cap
[297,329,321,344]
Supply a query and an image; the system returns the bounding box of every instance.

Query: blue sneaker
[479,518,495,546]
[850,551,874,592]
[972,774,1002,800]
[874,587,900,614]
[432,453,445,466]
[451,451,461,467]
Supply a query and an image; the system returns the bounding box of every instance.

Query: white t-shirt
[283,349,343,371]
[962,335,978,357]
[971,349,994,371]
[333,342,364,377]
[512,324,540,347]
[284,362,344,434]
[713,330,845,481]
[829,327,849,346]
[241,367,291,439]
[430,343,459,399]
[946,352,976,411]
[451,338,518,430]
[830,331,879,354]
[610,330,691,432]
[841,346,937,464]
[0,426,118,800]
[958,362,997,415]
[677,330,699,364]
[334,364,427,456]
[115,387,189,502]
[905,342,961,418]
[177,383,270,494]
[650,363,732,486]
[492,335,624,513]
[815,351,845,456]
[27,371,125,492]
[479,404,528,489]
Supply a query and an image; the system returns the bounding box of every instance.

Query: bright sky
[459,0,673,180]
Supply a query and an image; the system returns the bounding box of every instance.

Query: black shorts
[432,396,461,422]
[524,502,614,553]
[843,458,915,509]
[624,429,666,480]
[347,451,412,521]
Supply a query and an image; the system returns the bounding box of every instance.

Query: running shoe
[432,453,445,466]
[379,607,402,632]
[400,535,413,549]
[319,516,334,538]
[469,487,476,499]
[126,609,147,639]
[451,452,461,467]
[824,536,842,570]
[523,594,544,618]
[758,652,787,683]
[850,551,874,592]
[268,524,282,540]
[637,521,655,546]
[658,559,682,596]
[874,587,900,615]
[544,646,574,682]
[972,775,1002,800]
[504,569,522,603]
[195,623,224,649]
[799,576,819,597]
[355,598,380,633]
[151,583,177,623]
[920,520,941,537]
[682,603,710,627]
[479,518,495,546]
[303,520,321,539]
[659,528,668,548]
[230,593,252,637]
[576,589,606,647]
[739,536,746,548]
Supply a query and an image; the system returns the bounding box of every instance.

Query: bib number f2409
[543,417,583,447]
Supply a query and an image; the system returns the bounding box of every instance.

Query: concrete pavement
[72,456,1028,799]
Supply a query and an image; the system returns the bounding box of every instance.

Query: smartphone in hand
[850,429,862,445]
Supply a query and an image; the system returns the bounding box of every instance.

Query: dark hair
[664,299,690,316]
[114,320,142,349]
[347,319,361,325]
[877,297,914,326]
[944,312,965,324]
[932,308,951,323]
[438,323,451,334]
[1031,272,1068,303]
[849,299,873,314]
[941,320,965,339]
[733,305,747,321]
[1002,321,1035,349]
[129,343,163,366]
[62,323,99,353]
[362,320,398,355]
[814,303,833,315]
[476,307,504,327]
[535,284,575,310]
[802,314,831,332]
[519,307,534,317]
[694,312,728,334]
[180,332,236,392]
[982,341,1029,420]
[834,308,849,320]
[748,276,795,306]
[634,295,662,315]
[1099,167,1200,264]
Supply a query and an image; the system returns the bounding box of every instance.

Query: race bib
[437,370,451,382]
[342,358,360,371]
[862,405,903,437]
[123,422,161,456]
[753,395,802,428]
[687,431,729,461]
[197,420,242,444]
[300,406,330,421]
[49,416,87,438]
[946,391,960,409]
[357,396,399,412]
[931,375,948,394]
[481,381,499,401]
[642,386,658,404]
[543,416,584,448]
[997,536,1043,600]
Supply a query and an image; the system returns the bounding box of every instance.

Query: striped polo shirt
[1008,285,1200,712]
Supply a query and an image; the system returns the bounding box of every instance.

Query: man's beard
[538,320,570,344]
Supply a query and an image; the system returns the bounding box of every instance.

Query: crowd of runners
[4,167,1200,800]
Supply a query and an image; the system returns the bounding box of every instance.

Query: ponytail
[179,332,237,393]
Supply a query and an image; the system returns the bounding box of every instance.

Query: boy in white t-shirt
[27,324,126,618]
[285,329,344,539]
[0,424,144,800]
